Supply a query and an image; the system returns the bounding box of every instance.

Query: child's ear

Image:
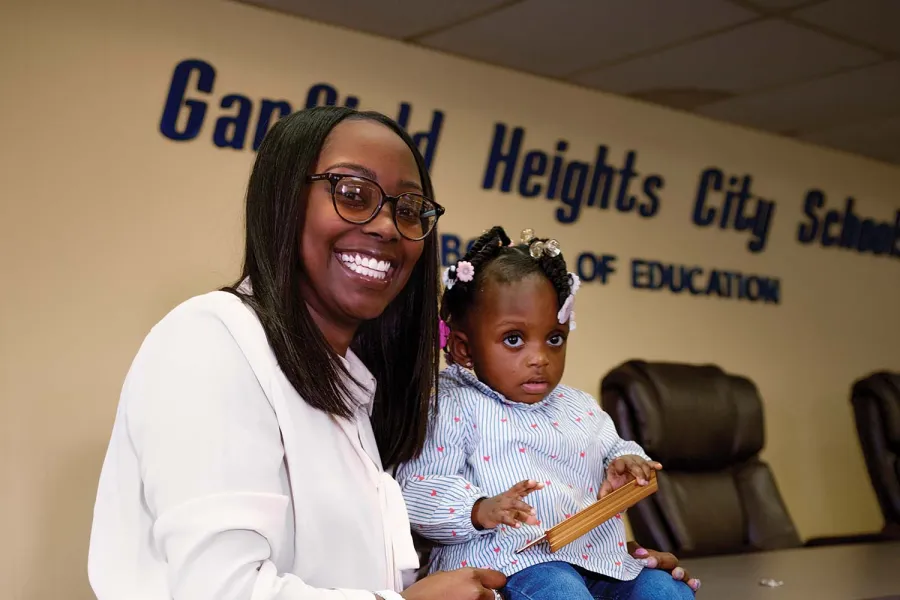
[448,330,473,369]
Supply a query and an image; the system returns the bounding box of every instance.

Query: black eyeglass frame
[307,172,445,241]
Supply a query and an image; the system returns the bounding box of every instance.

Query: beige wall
[2,0,899,598]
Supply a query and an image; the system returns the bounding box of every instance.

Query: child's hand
[598,455,662,499]
[472,479,544,530]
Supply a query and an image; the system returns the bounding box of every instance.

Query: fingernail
[514,523,521,528]
[530,508,536,514]
[691,580,701,591]
[634,548,649,557]
[673,567,685,580]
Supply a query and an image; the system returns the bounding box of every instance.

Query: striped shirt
[396,364,649,580]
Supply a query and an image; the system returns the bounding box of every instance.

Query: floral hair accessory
[557,271,580,330]
[558,296,576,330]
[442,260,475,290]
[456,261,475,282]
[568,272,581,295]
[439,319,451,349]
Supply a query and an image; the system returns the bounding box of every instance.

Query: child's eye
[548,334,565,347]
[503,334,524,348]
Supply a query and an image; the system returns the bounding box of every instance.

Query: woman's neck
[305,303,357,356]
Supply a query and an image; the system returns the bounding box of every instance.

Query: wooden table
[680,542,900,599]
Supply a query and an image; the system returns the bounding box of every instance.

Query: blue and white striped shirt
[396,364,649,580]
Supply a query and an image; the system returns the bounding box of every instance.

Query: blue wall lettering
[520,150,547,197]
[481,123,664,225]
[440,233,479,266]
[691,168,775,253]
[213,94,252,149]
[253,100,292,150]
[159,59,216,141]
[396,103,445,173]
[306,83,343,109]
[158,58,893,278]
[796,189,900,258]
[631,259,780,304]
[576,253,617,284]
[159,59,445,169]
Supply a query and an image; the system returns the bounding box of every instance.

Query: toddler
[397,227,697,600]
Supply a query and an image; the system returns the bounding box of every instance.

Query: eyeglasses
[307,172,445,241]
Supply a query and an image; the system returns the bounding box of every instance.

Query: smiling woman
[86,106,507,600]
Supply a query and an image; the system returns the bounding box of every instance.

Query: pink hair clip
[439,319,451,349]
[456,261,474,282]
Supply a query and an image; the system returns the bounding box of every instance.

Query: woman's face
[301,118,427,329]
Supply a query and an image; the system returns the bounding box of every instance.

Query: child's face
[463,273,568,404]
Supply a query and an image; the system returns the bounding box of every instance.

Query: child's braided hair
[440,226,574,333]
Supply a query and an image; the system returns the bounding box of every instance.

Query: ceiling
[238,0,900,166]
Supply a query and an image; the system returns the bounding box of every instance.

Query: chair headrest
[601,360,764,471]
[852,371,900,447]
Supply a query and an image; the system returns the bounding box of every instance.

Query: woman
[87,106,697,600]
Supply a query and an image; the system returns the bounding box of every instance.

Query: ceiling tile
[742,0,815,9]
[236,0,510,38]
[793,0,900,53]
[417,0,755,77]
[800,115,900,164]
[573,19,878,97]
[630,89,735,110]
[695,60,900,133]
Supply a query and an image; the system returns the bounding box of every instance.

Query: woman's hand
[598,455,662,498]
[472,479,544,530]
[401,568,506,600]
[627,542,701,592]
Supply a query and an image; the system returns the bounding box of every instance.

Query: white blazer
[88,289,418,600]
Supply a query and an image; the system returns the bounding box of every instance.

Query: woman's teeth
[340,253,392,280]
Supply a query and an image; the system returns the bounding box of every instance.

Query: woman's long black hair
[225,106,440,469]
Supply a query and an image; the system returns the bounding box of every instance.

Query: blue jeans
[503,561,695,600]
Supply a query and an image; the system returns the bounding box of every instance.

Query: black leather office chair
[805,371,900,546]
[600,360,802,558]
[851,371,900,536]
